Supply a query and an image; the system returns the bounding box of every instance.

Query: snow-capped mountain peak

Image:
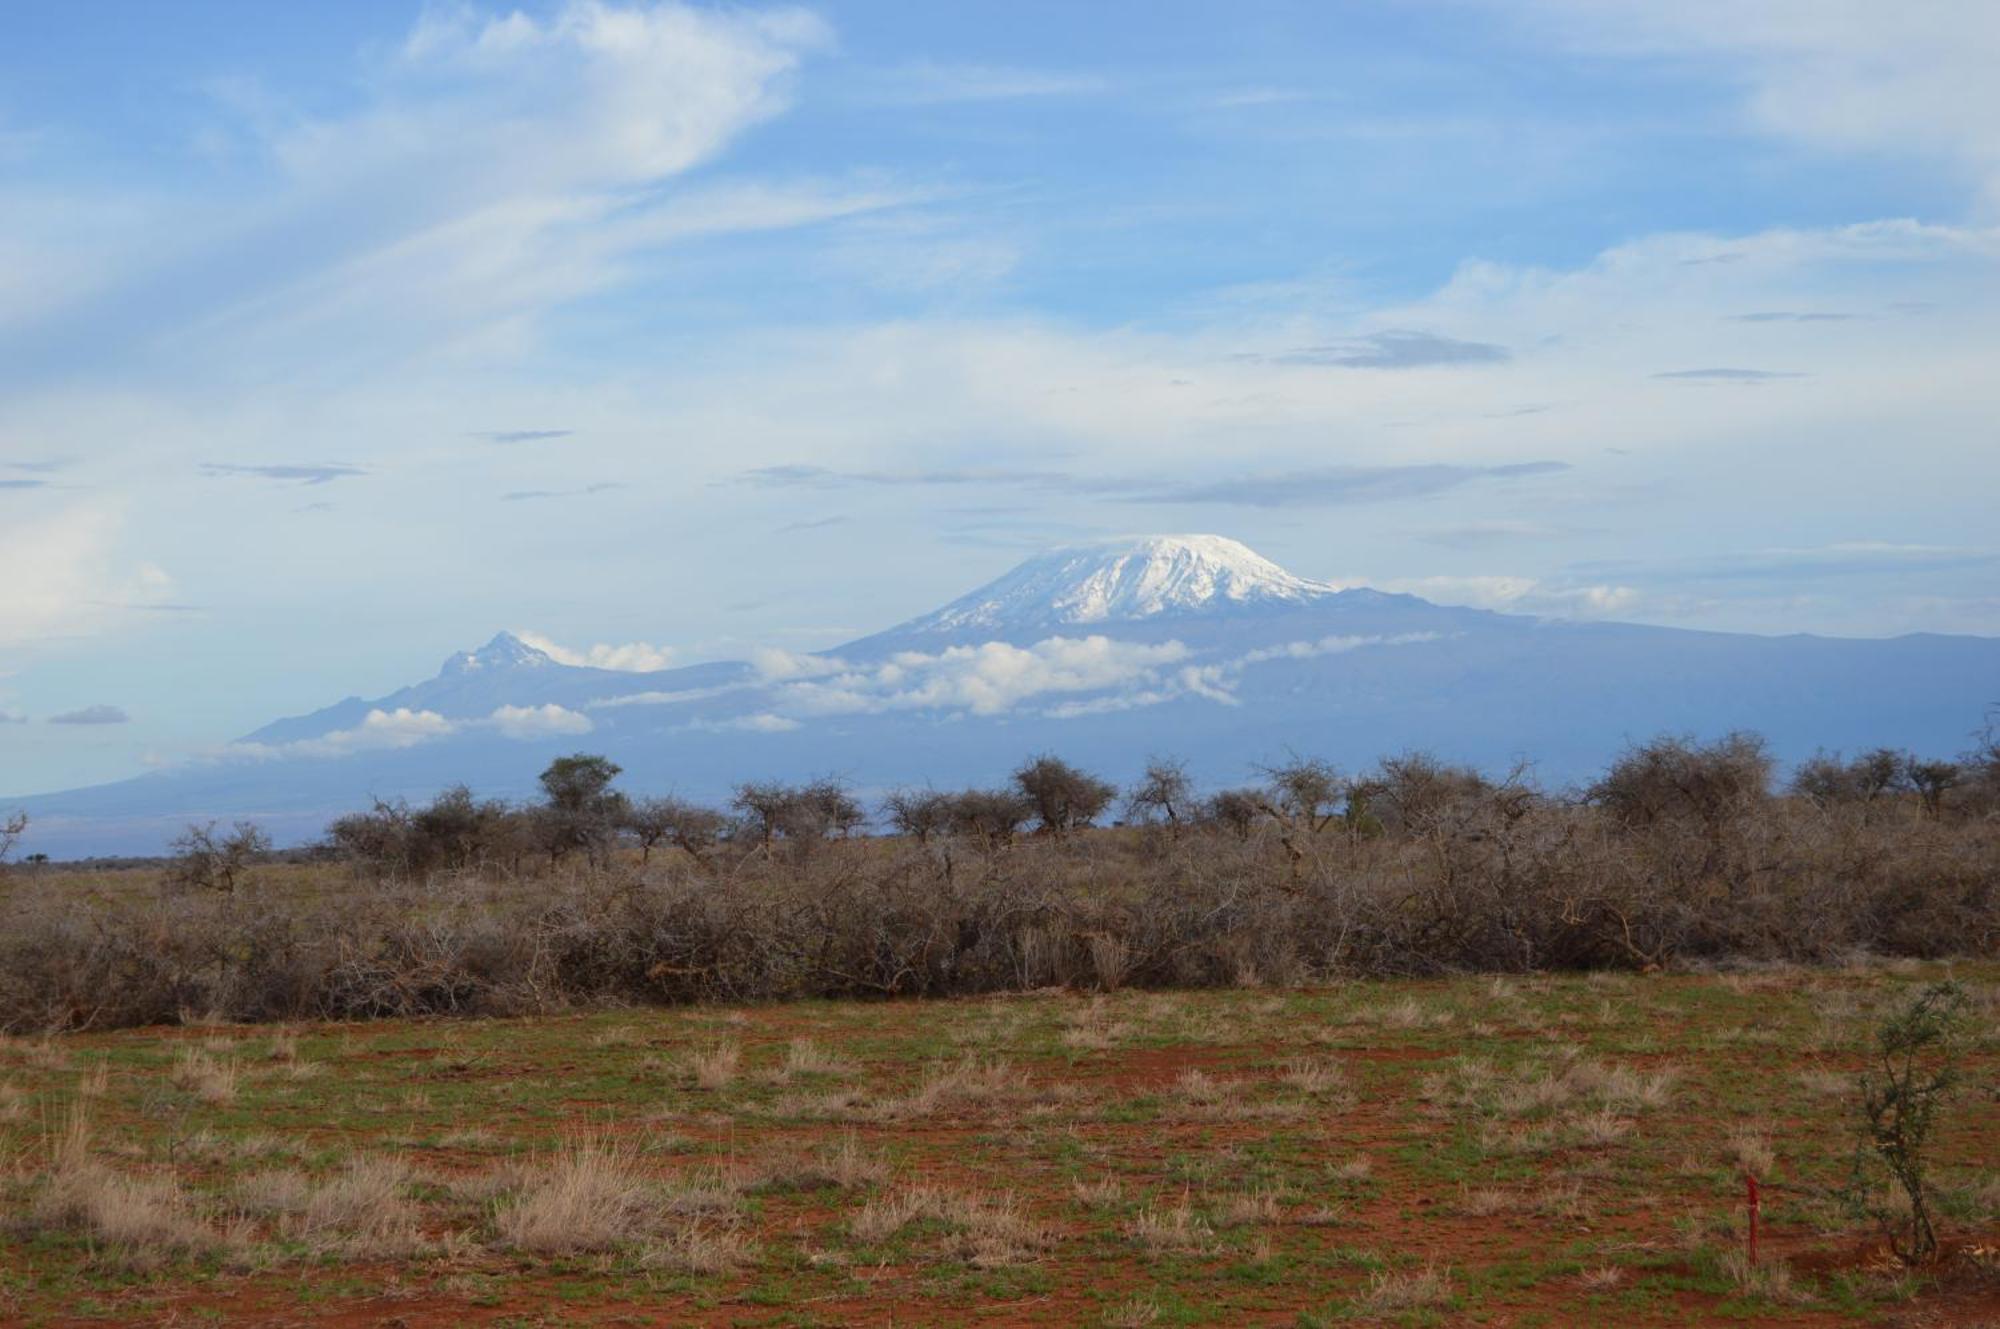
[440,631,554,676]
[899,534,1344,633]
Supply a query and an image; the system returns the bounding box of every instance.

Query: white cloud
[0,505,175,651]
[1506,1,2000,203]
[515,630,676,672]
[776,635,1192,717]
[486,702,595,738]
[750,645,844,680]
[5,2,841,374]
[690,711,802,733]
[1358,575,1641,618]
[1237,632,1444,665]
[278,706,456,758]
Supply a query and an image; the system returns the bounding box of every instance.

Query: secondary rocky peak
[440,631,553,676]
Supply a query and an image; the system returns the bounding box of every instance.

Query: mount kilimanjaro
[13,535,2000,856]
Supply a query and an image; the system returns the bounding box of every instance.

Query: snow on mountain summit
[900,535,1344,633]
[440,631,554,675]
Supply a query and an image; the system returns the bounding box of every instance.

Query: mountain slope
[11,535,2000,857]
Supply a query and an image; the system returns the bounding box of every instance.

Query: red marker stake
[1745,1174,1761,1265]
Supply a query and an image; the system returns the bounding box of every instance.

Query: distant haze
[12,536,1997,857]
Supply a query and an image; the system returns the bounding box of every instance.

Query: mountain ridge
[11,534,2000,857]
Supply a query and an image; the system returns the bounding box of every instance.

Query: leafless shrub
[164,821,270,894]
[2,734,1997,1033]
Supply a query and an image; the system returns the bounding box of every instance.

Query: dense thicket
[1,729,1995,1033]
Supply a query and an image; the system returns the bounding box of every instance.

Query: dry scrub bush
[2,750,1996,1032]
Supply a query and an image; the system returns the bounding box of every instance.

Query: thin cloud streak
[201,463,365,484]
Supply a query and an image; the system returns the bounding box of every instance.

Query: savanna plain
[2,740,1997,1327]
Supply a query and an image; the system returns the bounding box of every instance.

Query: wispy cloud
[740,460,1568,509]
[201,463,365,484]
[1416,520,1581,548]
[476,429,575,444]
[501,482,623,501]
[1652,367,1807,382]
[1240,330,1512,370]
[48,704,129,725]
[864,61,1109,105]
[778,515,848,532]
[1575,542,2000,585]
[0,479,49,490]
[1140,462,1569,509]
[740,463,1080,490]
[1727,311,1855,323]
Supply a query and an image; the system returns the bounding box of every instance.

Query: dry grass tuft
[850,1185,1053,1266]
[1724,1130,1777,1177]
[1333,1155,1373,1183]
[748,1135,889,1194]
[1173,1068,1226,1106]
[1216,1190,1281,1228]
[1072,1177,1124,1210]
[301,1156,422,1255]
[492,1139,654,1255]
[781,1038,858,1078]
[1105,1296,1162,1327]
[687,1043,741,1091]
[879,1056,1026,1119]
[1568,1109,1634,1148]
[1279,1057,1350,1099]
[1354,1260,1455,1313]
[1722,1251,1813,1305]
[638,1223,755,1275]
[32,1111,223,1266]
[170,1047,239,1105]
[1127,1196,1214,1255]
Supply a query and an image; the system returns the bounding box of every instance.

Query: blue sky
[3,0,1998,794]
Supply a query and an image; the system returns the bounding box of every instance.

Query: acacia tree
[1256,757,1344,883]
[538,754,628,864]
[1013,755,1116,836]
[0,812,24,872]
[1126,757,1194,837]
[1903,757,1962,819]
[948,788,1036,848]
[882,788,953,844]
[1792,748,1910,806]
[624,795,725,862]
[1200,789,1263,839]
[165,821,271,893]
